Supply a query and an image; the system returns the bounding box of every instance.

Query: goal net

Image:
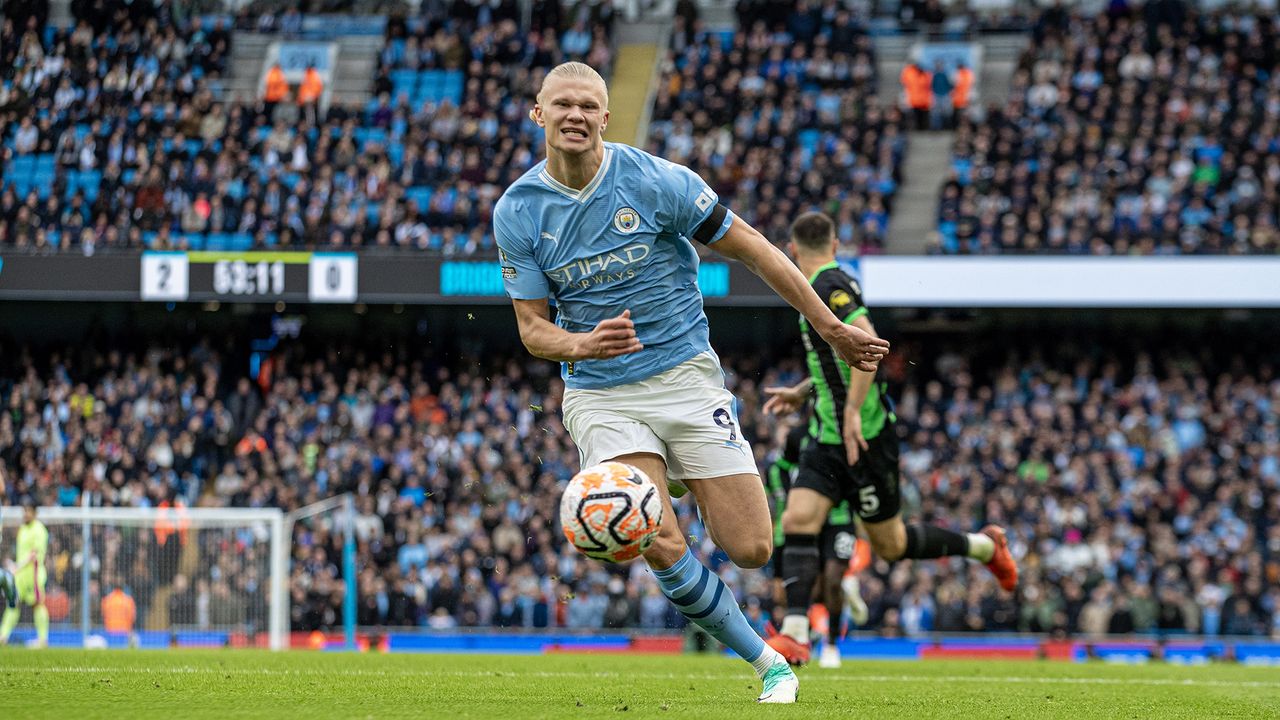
[0,506,286,650]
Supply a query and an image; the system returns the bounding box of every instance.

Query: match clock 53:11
[140,251,357,303]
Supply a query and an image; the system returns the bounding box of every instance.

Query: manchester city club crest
[613,207,640,234]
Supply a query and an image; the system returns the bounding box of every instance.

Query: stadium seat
[391,69,417,96]
[9,156,36,177]
[405,186,434,209]
[442,72,464,103]
[31,167,56,192]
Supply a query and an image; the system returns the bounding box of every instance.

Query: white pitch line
[6,667,1280,690]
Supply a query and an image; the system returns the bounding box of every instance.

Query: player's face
[535,76,609,156]
[23,506,34,524]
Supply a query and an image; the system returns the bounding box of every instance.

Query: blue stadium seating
[204,233,254,252]
[404,185,434,209]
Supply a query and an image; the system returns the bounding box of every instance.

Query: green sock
[0,606,18,643]
[34,604,48,644]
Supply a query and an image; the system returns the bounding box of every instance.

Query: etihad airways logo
[548,243,650,289]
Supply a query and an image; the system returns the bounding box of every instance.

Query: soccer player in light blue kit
[494,62,890,704]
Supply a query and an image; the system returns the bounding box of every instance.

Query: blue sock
[652,549,774,673]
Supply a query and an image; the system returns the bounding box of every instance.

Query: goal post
[0,505,287,650]
[283,493,358,651]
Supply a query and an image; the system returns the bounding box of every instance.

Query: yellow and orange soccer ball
[560,462,663,563]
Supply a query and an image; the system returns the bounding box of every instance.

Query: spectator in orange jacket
[263,63,289,121]
[298,64,324,125]
[900,61,932,131]
[952,62,974,116]
[102,583,137,633]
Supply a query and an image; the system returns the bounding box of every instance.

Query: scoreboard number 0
[308,254,358,303]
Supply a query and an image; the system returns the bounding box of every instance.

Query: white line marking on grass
[9,667,1280,690]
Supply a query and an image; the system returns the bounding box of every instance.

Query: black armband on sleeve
[691,203,729,245]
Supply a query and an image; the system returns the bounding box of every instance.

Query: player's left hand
[843,404,868,465]
[821,323,889,373]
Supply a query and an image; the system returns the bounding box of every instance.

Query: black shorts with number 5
[794,421,900,524]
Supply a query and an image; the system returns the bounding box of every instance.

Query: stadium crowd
[2,326,1276,640]
[936,9,1280,255]
[0,1,613,255]
[647,3,906,253]
[7,3,1280,258]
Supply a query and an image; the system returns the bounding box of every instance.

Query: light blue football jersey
[494,142,735,390]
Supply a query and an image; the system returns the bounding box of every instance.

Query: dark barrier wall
[3,252,1280,307]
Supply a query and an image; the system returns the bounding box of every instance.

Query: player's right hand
[843,404,868,465]
[577,309,644,359]
[822,323,889,373]
[762,385,806,415]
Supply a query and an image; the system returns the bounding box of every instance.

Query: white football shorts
[561,352,758,484]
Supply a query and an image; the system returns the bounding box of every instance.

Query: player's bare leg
[623,454,797,703]
[685,473,774,569]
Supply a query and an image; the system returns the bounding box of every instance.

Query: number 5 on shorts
[859,486,879,516]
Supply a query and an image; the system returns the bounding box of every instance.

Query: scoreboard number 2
[141,253,190,301]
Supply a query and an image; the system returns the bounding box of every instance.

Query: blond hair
[535,62,609,106]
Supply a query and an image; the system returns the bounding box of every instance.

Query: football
[560,462,664,563]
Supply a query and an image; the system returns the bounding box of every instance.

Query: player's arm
[843,313,878,465]
[510,298,643,362]
[710,217,888,372]
[495,201,642,363]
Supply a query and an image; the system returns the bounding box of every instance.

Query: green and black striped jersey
[800,261,892,445]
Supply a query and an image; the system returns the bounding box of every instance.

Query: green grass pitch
[3,648,1278,719]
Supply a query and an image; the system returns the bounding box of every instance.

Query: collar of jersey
[538,145,613,203]
[808,260,839,284]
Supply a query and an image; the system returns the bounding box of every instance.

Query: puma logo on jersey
[540,231,558,243]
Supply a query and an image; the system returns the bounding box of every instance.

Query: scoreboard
[141,251,358,303]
